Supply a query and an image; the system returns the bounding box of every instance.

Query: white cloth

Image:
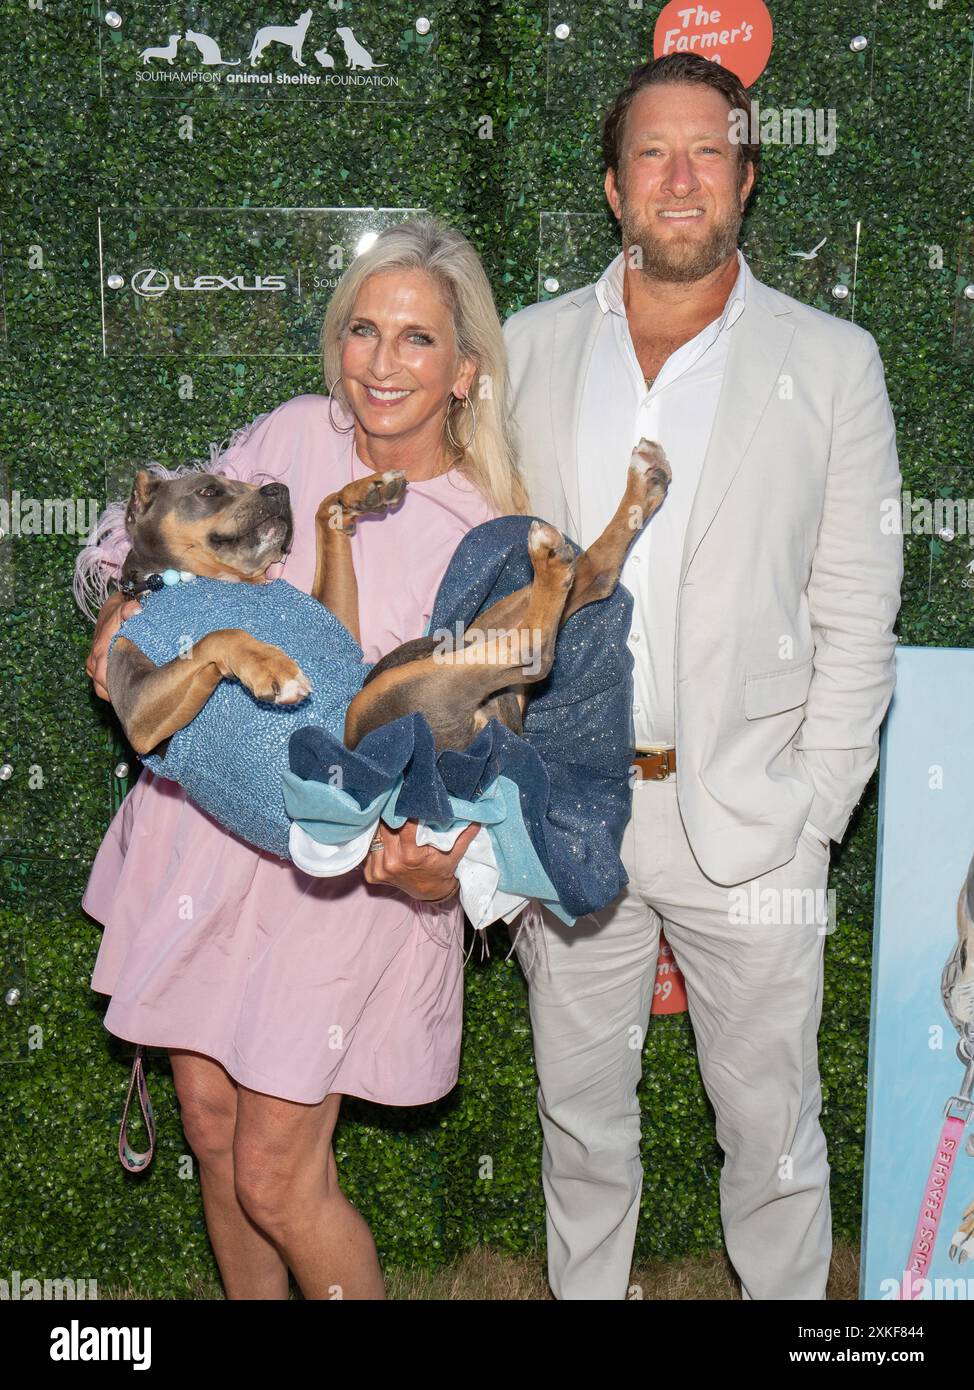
[289,819,528,930]
[576,249,829,849]
[577,247,748,747]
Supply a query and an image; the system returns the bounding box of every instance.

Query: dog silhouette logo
[249,9,314,66]
[140,34,180,65]
[334,26,387,70]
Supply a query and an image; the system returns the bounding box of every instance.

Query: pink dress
[84,392,496,1106]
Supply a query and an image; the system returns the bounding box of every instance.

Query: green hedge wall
[1,0,972,1293]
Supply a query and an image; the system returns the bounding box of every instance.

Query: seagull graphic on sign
[790,236,828,260]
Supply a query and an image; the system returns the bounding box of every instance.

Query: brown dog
[107,440,671,758]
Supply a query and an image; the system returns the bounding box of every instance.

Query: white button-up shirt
[574,247,829,850]
[577,247,749,748]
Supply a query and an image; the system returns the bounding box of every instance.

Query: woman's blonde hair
[320,216,529,516]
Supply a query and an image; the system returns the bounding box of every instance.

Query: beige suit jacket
[502,268,904,884]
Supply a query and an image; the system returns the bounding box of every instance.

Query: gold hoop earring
[444,393,478,453]
[327,381,356,434]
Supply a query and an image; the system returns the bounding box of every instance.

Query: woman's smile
[361,384,415,408]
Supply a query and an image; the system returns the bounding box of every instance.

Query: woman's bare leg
[169,1049,290,1299]
[233,1086,385,1300]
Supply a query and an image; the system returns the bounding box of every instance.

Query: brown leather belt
[631,747,677,780]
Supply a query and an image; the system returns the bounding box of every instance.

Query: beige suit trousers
[513,775,833,1300]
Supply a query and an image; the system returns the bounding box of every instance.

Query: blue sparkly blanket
[111,517,635,922]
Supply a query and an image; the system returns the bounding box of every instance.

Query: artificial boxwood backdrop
[1,0,972,1293]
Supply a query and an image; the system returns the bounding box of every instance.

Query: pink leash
[900,1044,974,1298]
[118,1045,156,1173]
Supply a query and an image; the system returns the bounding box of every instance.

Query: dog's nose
[258,483,288,499]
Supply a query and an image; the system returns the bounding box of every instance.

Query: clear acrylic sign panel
[545,2,658,113]
[953,221,973,359]
[740,208,861,319]
[545,2,879,116]
[98,206,426,354]
[538,212,618,300]
[99,1,439,101]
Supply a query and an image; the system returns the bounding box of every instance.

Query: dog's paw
[630,439,672,516]
[230,638,312,705]
[948,1209,974,1263]
[345,471,409,515]
[316,472,408,535]
[528,520,576,586]
[376,470,408,504]
[273,670,313,705]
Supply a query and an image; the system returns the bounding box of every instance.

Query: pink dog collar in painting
[900,1039,974,1298]
[900,1113,967,1299]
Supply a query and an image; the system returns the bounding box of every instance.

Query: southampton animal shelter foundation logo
[127,8,431,94]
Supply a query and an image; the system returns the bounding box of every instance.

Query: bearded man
[501,53,903,1300]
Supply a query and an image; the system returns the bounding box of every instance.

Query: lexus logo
[131,268,170,298]
[130,268,288,297]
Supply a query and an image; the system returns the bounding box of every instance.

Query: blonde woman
[80,217,528,1300]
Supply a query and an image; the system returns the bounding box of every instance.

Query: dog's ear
[125,471,161,528]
